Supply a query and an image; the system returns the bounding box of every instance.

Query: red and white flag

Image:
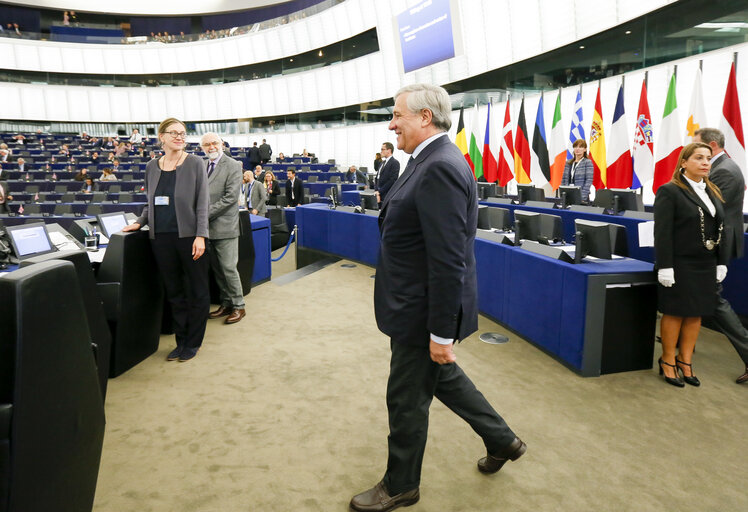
[653,72,682,193]
[497,100,515,187]
[719,62,746,180]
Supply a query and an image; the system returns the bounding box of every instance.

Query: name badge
[155,196,170,206]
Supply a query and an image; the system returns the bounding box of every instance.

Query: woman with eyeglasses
[123,117,210,362]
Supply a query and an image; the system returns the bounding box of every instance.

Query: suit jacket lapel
[381,135,450,213]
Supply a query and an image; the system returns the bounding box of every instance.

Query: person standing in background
[259,139,272,164]
[375,142,399,205]
[200,132,246,326]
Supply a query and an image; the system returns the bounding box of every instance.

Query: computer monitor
[360,192,378,211]
[513,211,542,246]
[5,222,57,260]
[476,182,497,200]
[594,188,644,214]
[573,219,628,263]
[539,213,564,243]
[487,207,512,231]
[517,184,545,204]
[558,185,583,208]
[96,212,129,238]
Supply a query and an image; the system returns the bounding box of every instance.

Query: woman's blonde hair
[157,117,185,146]
[669,142,723,202]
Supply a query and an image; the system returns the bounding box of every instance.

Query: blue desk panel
[249,214,271,284]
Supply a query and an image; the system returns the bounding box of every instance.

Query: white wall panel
[182,88,203,120]
[128,89,150,122]
[146,88,168,122]
[575,0,619,39]
[0,41,16,68]
[540,0,575,51]
[44,88,68,120]
[165,88,185,120]
[20,88,45,120]
[507,0,542,62]
[66,88,90,120]
[482,0,513,71]
[38,45,62,72]
[86,89,111,122]
[14,44,39,71]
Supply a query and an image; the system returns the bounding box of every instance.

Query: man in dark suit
[344,165,367,184]
[695,128,748,383]
[350,84,525,512]
[201,133,246,325]
[247,142,261,169]
[285,169,303,207]
[375,141,399,205]
[259,139,272,164]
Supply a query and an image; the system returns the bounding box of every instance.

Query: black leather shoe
[658,358,685,387]
[166,346,182,361]
[478,437,527,474]
[349,481,419,512]
[736,367,748,384]
[675,358,700,387]
[208,305,231,319]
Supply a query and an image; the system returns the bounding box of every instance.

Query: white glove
[658,268,675,287]
[716,265,728,283]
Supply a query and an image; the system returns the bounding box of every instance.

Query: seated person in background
[12,134,25,145]
[285,169,304,207]
[114,142,127,157]
[137,146,146,158]
[277,152,285,162]
[80,131,91,141]
[111,159,121,173]
[253,165,265,181]
[58,144,70,157]
[74,168,89,181]
[263,170,280,206]
[91,151,100,163]
[129,128,143,144]
[81,177,95,193]
[0,179,12,213]
[107,152,115,162]
[345,165,367,185]
[100,168,117,181]
[17,158,30,173]
[102,137,116,150]
[302,149,310,158]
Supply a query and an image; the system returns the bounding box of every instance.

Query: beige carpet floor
[92,244,748,512]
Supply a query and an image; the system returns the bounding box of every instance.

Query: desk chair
[307,175,318,182]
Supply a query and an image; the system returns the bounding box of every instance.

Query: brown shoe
[208,305,231,319]
[737,367,748,384]
[350,481,419,512]
[478,437,527,474]
[225,308,246,324]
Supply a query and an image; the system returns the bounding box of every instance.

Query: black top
[153,169,178,233]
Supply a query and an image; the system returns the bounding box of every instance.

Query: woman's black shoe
[658,358,685,387]
[676,358,701,387]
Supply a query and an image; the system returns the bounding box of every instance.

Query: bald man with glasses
[201,132,246,324]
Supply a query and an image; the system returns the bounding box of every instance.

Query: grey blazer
[206,154,243,239]
[136,153,209,239]
[247,180,268,216]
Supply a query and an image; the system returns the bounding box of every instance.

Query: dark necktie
[207,161,215,177]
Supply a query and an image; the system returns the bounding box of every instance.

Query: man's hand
[375,191,381,202]
[430,339,456,365]
[122,222,140,232]
[252,209,258,215]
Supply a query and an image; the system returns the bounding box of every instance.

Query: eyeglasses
[166,131,187,139]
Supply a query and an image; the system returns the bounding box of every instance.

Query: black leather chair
[96,230,164,377]
[0,260,105,512]
[20,249,113,400]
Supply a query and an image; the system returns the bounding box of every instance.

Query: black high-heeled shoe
[675,359,701,387]
[658,358,685,387]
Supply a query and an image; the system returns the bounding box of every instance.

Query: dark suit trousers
[384,340,516,494]
[712,284,748,366]
[151,233,210,349]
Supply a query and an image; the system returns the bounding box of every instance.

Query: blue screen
[10,225,52,256]
[397,0,455,73]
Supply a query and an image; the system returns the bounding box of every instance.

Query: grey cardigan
[136,153,210,239]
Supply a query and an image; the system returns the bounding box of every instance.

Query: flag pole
[734,51,738,71]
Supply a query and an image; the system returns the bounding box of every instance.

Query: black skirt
[657,254,718,317]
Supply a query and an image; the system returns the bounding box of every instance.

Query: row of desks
[294,204,658,377]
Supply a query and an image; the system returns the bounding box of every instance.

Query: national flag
[530,96,550,187]
[52,172,57,181]
[719,62,746,179]
[568,90,585,159]
[632,80,653,189]
[513,98,532,184]
[469,104,484,180]
[455,107,473,169]
[607,84,633,188]
[497,100,514,187]
[34,192,39,202]
[18,204,24,215]
[685,68,707,144]
[653,72,682,193]
[483,103,499,183]
[589,87,607,189]
[549,92,566,189]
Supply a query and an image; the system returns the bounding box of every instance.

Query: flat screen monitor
[539,213,564,243]
[594,188,643,214]
[487,207,512,231]
[96,212,128,238]
[573,219,628,263]
[513,210,542,246]
[558,185,583,208]
[6,222,56,260]
[360,192,378,211]
[517,184,545,204]
[476,182,497,200]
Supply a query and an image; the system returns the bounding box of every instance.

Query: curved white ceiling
[0,0,293,16]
